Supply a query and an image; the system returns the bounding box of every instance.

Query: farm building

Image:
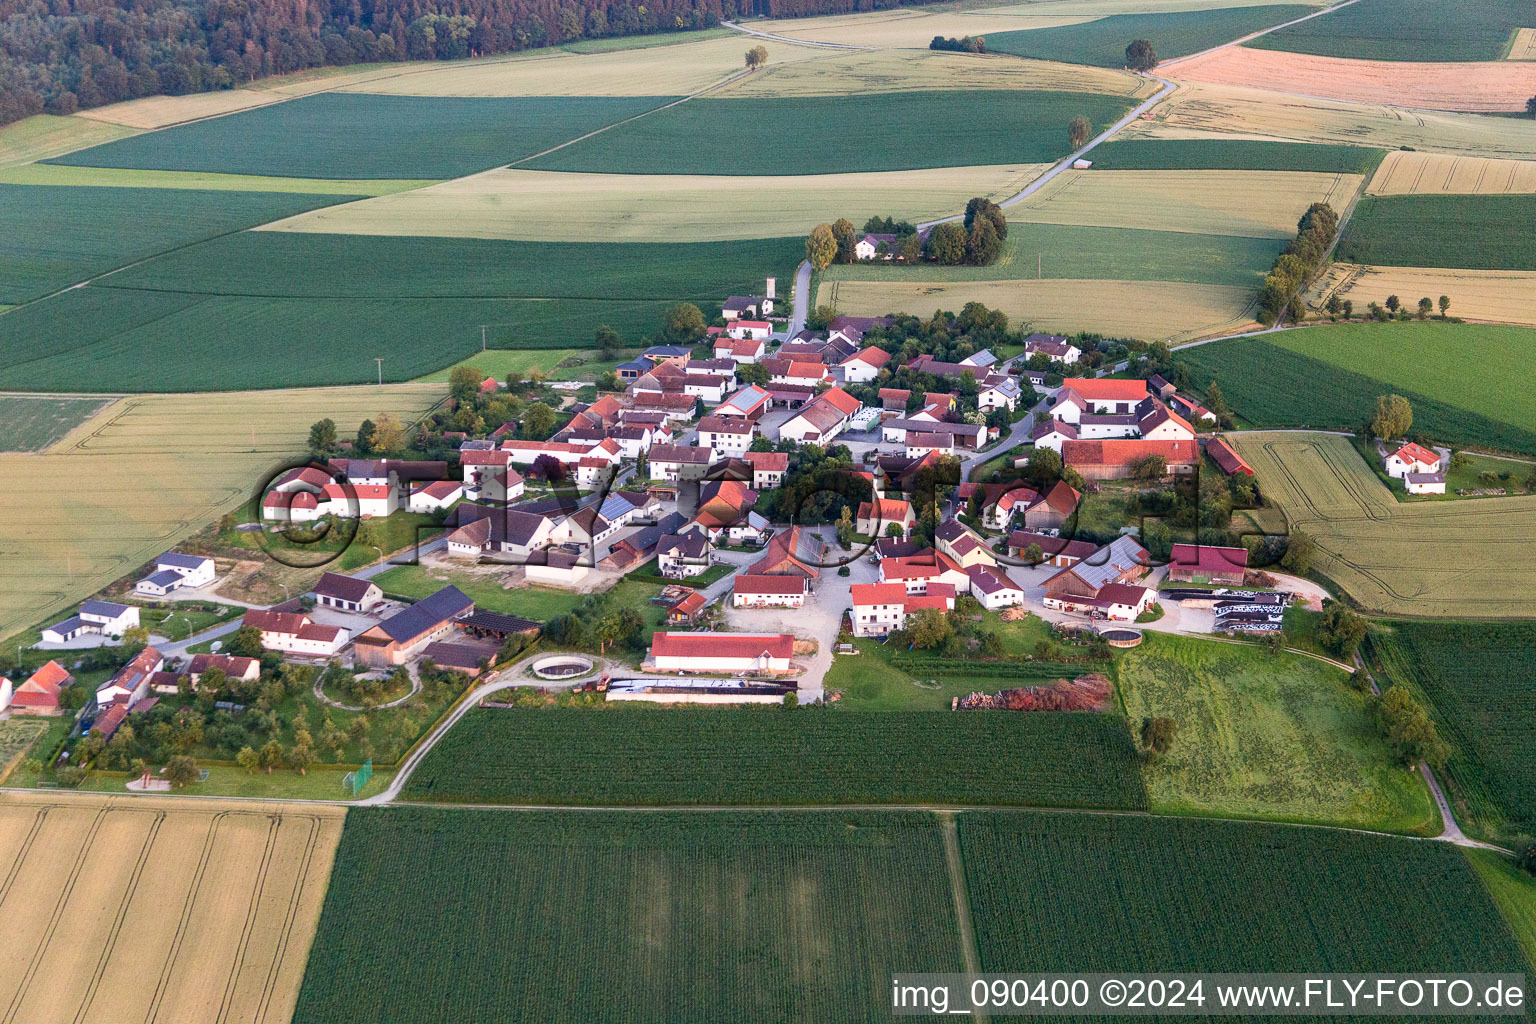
[848,582,955,637]
[9,660,71,715]
[1206,436,1254,476]
[408,479,464,512]
[1168,543,1248,586]
[1406,472,1447,495]
[1386,442,1442,478]
[1062,439,1199,480]
[1007,531,1097,567]
[312,572,383,613]
[839,346,891,383]
[1041,536,1151,617]
[747,527,820,579]
[1049,378,1150,420]
[879,551,970,595]
[1023,334,1080,364]
[352,586,474,669]
[649,632,795,674]
[732,574,807,609]
[777,388,861,445]
[134,551,215,597]
[241,609,348,657]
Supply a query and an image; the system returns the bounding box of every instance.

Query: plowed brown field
[0,793,343,1024]
[1165,47,1536,113]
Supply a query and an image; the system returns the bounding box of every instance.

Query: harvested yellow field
[1367,150,1536,195]
[0,114,139,167]
[1314,264,1536,327]
[341,35,830,97]
[754,8,1093,47]
[76,89,285,129]
[1010,168,1361,237]
[262,164,1049,241]
[0,793,343,1024]
[1164,47,1536,113]
[719,46,1150,97]
[819,277,1257,342]
[1230,432,1536,617]
[1125,80,1536,159]
[0,384,443,642]
[1506,28,1536,60]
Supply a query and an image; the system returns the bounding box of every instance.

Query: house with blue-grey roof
[134,551,215,597]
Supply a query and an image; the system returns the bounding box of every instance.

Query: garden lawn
[402,707,1149,808]
[371,563,587,622]
[293,808,965,1024]
[1114,633,1437,832]
[526,90,1133,175]
[1248,0,1531,61]
[985,5,1314,66]
[1366,620,1536,839]
[1337,195,1536,270]
[961,813,1531,977]
[52,93,677,179]
[1087,139,1383,173]
[0,184,362,304]
[820,224,1280,288]
[1176,324,1536,454]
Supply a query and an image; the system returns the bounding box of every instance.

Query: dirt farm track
[0,793,343,1024]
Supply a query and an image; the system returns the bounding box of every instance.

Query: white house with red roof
[778,387,862,445]
[743,451,788,489]
[10,660,71,715]
[408,479,463,512]
[725,320,772,341]
[839,346,891,384]
[649,632,795,674]
[878,551,971,595]
[1049,378,1150,421]
[849,582,956,637]
[856,498,915,538]
[1385,442,1442,478]
[241,609,348,656]
[96,646,164,709]
[967,566,1025,610]
[714,335,766,363]
[698,416,754,459]
[732,575,807,609]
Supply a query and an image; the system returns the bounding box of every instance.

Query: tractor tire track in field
[146,811,232,1024]
[214,813,283,1024]
[0,805,50,909]
[251,815,325,1024]
[1,805,110,1024]
[939,812,987,1023]
[72,809,166,1024]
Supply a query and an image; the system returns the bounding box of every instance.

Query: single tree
[593,323,622,359]
[1416,296,1433,319]
[354,418,377,455]
[806,223,838,271]
[965,216,1002,266]
[1068,114,1091,149]
[1125,39,1157,71]
[907,607,955,649]
[745,45,768,70]
[1517,840,1536,877]
[1369,393,1413,440]
[448,364,481,406]
[1023,542,1044,564]
[831,217,857,264]
[522,401,558,440]
[372,412,406,455]
[924,222,968,265]
[1280,529,1315,575]
[307,418,337,458]
[224,625,265,659]
[165,756,200,788]
[899,232,924,262]
[1438,294,1450,317]
[885,521,906,539]
[1527,95,1536,118]
[286,742,317,775]
[1384,294,1400,313]
[662,302,706,343]
[257,740,284,774]
[1316,601,1367,659]
[1138,716,1179,762]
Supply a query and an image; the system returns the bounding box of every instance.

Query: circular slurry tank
[1097,628,1144,649]
[531,655,595,679]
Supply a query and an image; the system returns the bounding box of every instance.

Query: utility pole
[375,358,383,386]
[481,325,487,351]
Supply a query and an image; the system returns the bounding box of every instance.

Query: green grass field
[1367,621,1536,840]
[821,224,1281,288]
[1088,139,1384,173]
[0,184,361,303]
[1177,324,1536,454]
[294,808,965,1024]
[527,90,1133,174]
[402,707,1150,808]
[415,347,588,382]
[101,230,800,300]
[1465,849,1536,970]
[0,394,110,452]
[1114,633,1435,832]
[1248,0,1530,60]
[985,5,1314,67]
[0,231,795,391]
[1337,195,1536,271]
[0,289,677,391]
[960,812,1532,976]
[0,162,435,194]
[52,93,677,179]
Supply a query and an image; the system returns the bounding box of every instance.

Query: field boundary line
[721,19,873,50]
[145,811,231,1024]
[1156,0,1364,69]
[939,811,987,1019]
[252,814,325,1024]
[71,809,165,1024]
[0,805,109,1024]
[214,812,281,1024]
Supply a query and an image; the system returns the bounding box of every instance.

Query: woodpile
[955,673,1112,712]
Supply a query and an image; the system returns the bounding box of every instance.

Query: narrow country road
[787,259,812,338]
[720,20,870,50]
